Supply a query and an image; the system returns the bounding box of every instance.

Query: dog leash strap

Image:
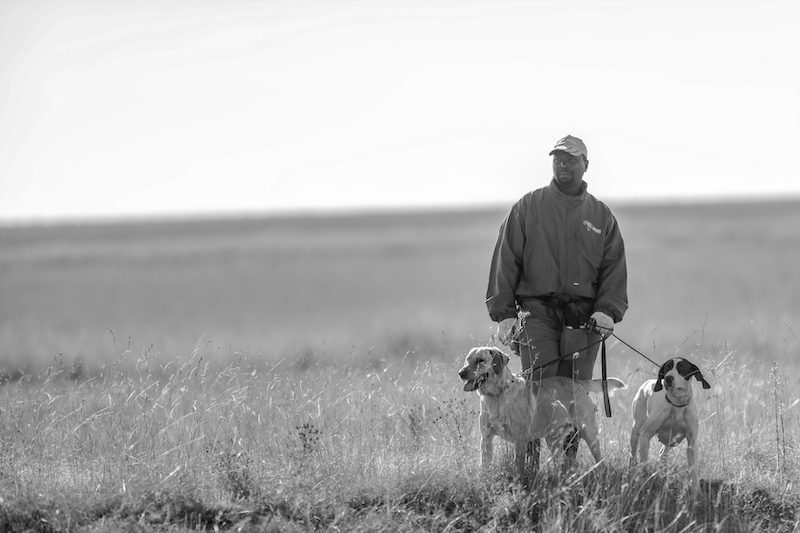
[610,332,660,368]
[601,338,612,418]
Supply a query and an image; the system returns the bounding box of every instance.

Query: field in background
[1,199,799,530]
[2,199,800,376]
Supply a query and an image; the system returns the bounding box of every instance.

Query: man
[485,134,628,464]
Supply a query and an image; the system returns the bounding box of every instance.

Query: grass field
[0,200,799,531]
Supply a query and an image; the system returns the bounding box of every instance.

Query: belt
[519,295,594,329]
[539,295,572,308]
[521,294,589,308]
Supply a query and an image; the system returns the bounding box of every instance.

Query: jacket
[486,179,628,323]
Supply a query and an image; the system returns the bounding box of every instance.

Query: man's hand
[589,311,614,336]
[497,317,518,345]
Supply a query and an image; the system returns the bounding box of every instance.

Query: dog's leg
[685,433,696,467]
[683,402,701,491]
[686,440,700,495]
[629,428,641,465]
[629,391,648,465]
[637,430,654,463]
[686,441,696,471]
[563,426,580,464]
[580,422,603,464]
[685,419,700,490]
[543,437,560,468]
[553,427,582,476]
[515,440,528,484]
[481,433,494,470]
[544,436,571,476]
[516,440,541,490]
[637,415,667,463]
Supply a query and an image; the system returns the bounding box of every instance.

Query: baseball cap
[549,135,588,160]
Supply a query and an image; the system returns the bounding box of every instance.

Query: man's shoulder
[517,186,549,204]
[584,191,615,216]
[509,187,549,218]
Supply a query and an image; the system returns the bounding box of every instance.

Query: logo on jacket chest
[582,220,601,234]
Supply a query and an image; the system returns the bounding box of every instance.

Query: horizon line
[2,192,798,229]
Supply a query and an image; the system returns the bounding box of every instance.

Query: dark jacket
[486,179,628,323]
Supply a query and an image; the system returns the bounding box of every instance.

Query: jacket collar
[548,179,588,203]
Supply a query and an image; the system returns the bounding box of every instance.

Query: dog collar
[665,393,690,408]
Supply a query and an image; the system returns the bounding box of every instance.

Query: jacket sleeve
[486,203,525,322]
[593,214,628,323]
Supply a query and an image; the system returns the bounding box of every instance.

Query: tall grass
[0,338,797,531]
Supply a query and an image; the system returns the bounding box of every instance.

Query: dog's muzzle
[459,367,486,392]
[462,375,486,392]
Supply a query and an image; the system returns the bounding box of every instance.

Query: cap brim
[549,147,584,157]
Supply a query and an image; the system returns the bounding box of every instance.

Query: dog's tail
[585,377,626,396]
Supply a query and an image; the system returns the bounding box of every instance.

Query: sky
[1,0,798,222]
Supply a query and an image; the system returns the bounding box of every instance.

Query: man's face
[552,150,587,190]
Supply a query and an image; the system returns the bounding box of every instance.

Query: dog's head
[654,357,711,393]
[458,346,509,392]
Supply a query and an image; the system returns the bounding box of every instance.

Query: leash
[600,337,611,417]
[512,320,660,370]
[518,333,605,379]
[584,319,661,370]
[510,318,660,418]
[593,326,661,417]
[514,326,616,416]
[609,331,661,369]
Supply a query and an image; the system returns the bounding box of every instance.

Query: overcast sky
[1,0,798,222]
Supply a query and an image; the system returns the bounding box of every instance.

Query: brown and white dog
[458,346,625,478]
[630,357,711,485]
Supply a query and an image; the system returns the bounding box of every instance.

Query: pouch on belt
[559,326,602,380]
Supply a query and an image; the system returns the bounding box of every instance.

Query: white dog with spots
[630,357,711,485]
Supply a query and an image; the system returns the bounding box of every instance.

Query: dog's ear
[654,359,674,392]
[686,360,711,389]
[491,348,508,375]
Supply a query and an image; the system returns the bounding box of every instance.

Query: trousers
[514,297,602,381]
